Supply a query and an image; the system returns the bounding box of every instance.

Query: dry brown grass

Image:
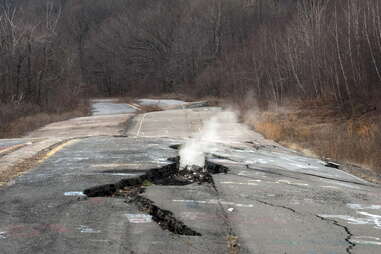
[0,102,89,138]
[245,102,381,174]
[139,104,163,113]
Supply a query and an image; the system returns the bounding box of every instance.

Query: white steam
[179,111,240,169]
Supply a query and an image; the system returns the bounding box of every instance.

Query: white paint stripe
[136,113,147,137]
[0,232,7,239]
[127,103,141,111]
[319,212,381,229]
[276,179,308,186]
[78,225,101,233]
[220,181,258,186]
[354,236,381,241]
[172,199,254,208]
[126,214,152,223]
[64,191,86,197]
[347,204,381,210]
[351,240,381,246]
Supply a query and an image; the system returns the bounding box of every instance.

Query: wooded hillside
[1,0,381,131]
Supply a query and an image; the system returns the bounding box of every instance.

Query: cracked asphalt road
[0,99,380,254]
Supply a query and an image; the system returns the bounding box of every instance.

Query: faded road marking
[78,225,100,233]
[352,239,381,246]
[319,212,381,229]
[173,199,254,208]
[347,204,381,210]
[136,113,148,137]
[352,236,381,246]
[38,139,79,163]
[64,191,86,197]
[354,236,380,241]
[0,232,7,239]
[126,214,152,223]
[276,179,308,186]
[220,181,259,186]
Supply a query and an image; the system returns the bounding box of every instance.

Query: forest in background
[2,0,381,106]
[1,0,381,172]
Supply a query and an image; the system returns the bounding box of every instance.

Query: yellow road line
[38,139,79,163]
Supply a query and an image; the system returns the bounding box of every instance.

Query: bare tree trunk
[287,36,305,94]
[334,5,352,108]
[364,0,381,85]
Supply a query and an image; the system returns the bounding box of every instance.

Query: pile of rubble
[178,164,213,184]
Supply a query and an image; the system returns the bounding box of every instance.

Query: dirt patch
[227,235,240,254]
[139,104,163,113]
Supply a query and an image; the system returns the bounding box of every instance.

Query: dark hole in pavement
[113,135,128,138]
[169,144,182,150]
[83,157,228,236]
[84,158,228,196]
[325,161,340,169]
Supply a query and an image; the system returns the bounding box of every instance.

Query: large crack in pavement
[231,176,358,254]
[243,189,357,254]
[315,215,356,254]
[129,194,201,236]
[239,164,358,253]
[253,199,300,214]
[213,186,240,254]
[83,157,230,237]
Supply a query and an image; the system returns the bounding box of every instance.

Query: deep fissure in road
[316,215,356,254]
[83,157,229,236]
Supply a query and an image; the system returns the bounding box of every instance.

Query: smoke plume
[179,110,241,169]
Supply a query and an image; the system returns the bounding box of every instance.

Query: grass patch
[139,104,163,113]
[244,101,381,174]
[142,180,153,187]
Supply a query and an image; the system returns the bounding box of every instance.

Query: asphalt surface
[136,99,186,108]
[92,99,137,116]
[0,99,380,254]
